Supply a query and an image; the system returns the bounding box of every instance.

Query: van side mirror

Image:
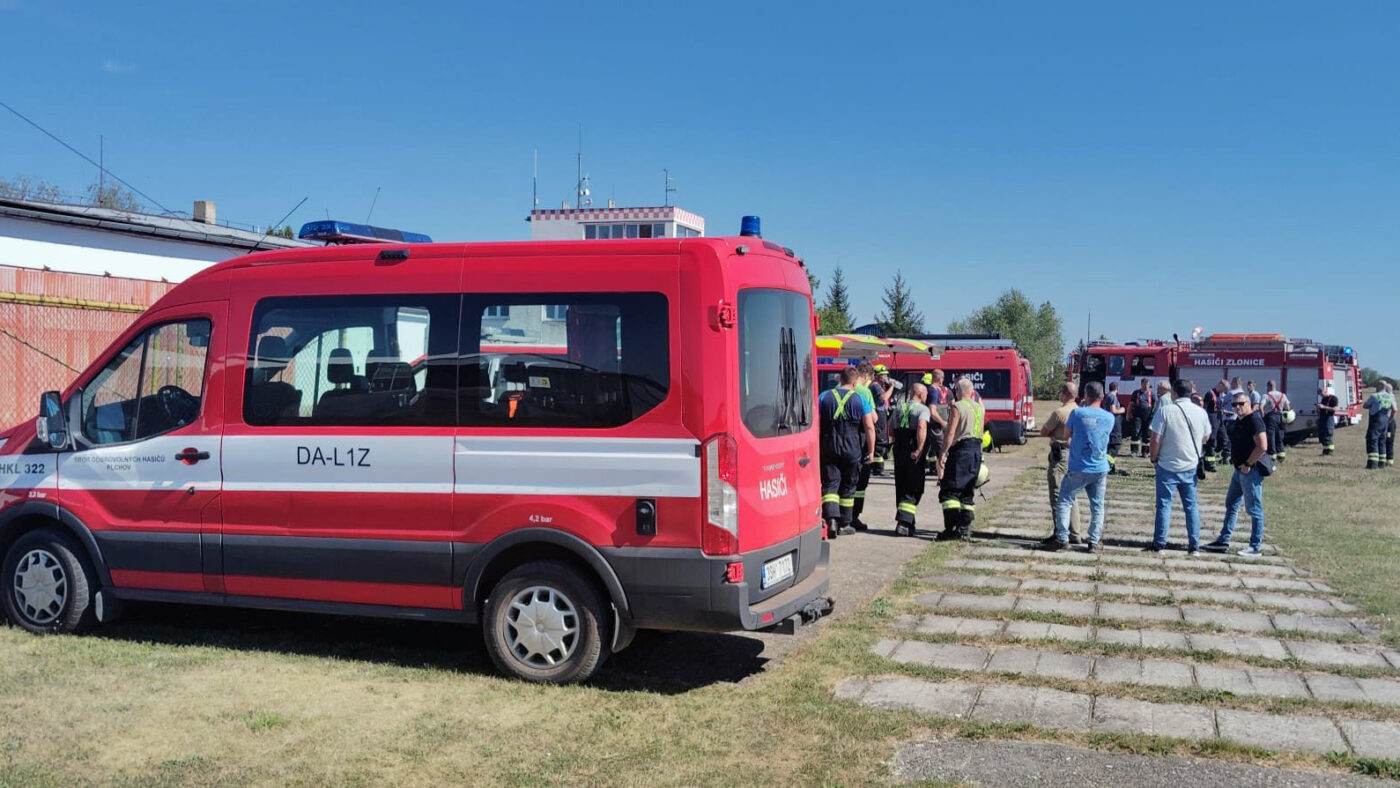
[36,391,70,450]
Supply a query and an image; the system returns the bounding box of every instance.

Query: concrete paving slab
[859,677,982,718]
[1003,620,1094,643]
[925,572,1022,590]
[872,638,900,658]
[1182,607,1274,632]
[1250,593,1347,615]
[909,614,1005,638]
[886,640,991,672]
[1216,709,1348,755]
[970,684,1093,731]
[1018,578,1097,595]
[1273,614,1364,638]
[1356,677,1400,706]
[1093,656,1194,688]
[1194,664,1255,696]
[1165,571,1242,588]
[1239,576,1315,592]
[1091,695,1217,740]
[933,592,1017,613]
[1015,596,1097,617]
[1338,719,1400,760]
[1284,640,1393,670]
[1097,582,1167,598]
[1099,601,1184,624]
[988,647,1095,681]
[833,677,870,701]
[1302,673,1368,703]
[1188,633,1291,661]
[1095,626,1191,651]
[946,558,1027,572]
[1245,670,1313,700]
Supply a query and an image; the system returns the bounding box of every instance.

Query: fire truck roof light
[739,215,762,238]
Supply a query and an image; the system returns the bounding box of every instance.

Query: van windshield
[738,289,814,439]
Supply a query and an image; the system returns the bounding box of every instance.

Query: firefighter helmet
[1283,409,1296,425]
[982,430,993,450]
[976,462,991,488]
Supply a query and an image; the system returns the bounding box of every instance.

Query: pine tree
[875,271,924,335]
[818,265,854,333]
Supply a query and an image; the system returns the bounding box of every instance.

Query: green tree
[817,265,855,333]
[949,288,1065,399]
[0,175,62,202]
[875,270,924,335]
[87,181,143,212]
[267,224,296,239]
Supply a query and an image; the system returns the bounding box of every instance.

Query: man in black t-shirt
[1204,392,1269,556]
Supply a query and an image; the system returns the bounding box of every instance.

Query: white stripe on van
[222,434,454,494]
[981,399,1015,410]
[454,436,701,498]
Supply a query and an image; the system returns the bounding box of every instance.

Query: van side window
[737,289,814,439]
[244,295,458,427]
[80,319,211,445]
[1130,355,1155,376]
[1106,355,1125,377]
[460,293,669,428]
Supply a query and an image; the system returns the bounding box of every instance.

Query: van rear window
[738,289,814,439]
[459,293,670,428]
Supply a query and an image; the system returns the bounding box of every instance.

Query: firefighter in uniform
[1363,381,1394,470]
[891,383,931,536]
[819,365,874,537]
[1261,381,1290,462]
[1103,381,1127,475]
[922,370,949,476]
[1202,382,1221,470]
[869,365,893,476]
[849,361,880,531]
[1316,383,1338,456]
[1386,382,1397,467]
[936,378,985,541]
[1129,378,1155,458]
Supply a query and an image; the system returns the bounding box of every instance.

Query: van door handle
[798,456,811,468]
[176,448,210,465]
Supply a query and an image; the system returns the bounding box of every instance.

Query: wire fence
[0,266,174,430]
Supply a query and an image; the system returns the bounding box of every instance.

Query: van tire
[2,529,98,635]
[483,560,608,683]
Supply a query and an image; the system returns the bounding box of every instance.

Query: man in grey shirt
[1148,379,1212,554]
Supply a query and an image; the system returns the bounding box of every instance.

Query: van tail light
[702,433,739,556]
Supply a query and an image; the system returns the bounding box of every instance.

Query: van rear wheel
[483,560,608,683]
[2,529,97,635]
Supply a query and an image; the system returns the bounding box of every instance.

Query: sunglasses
[1233,400,1250,407]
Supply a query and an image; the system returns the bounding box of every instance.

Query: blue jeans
[1153,467,1201,550]
[1055,470,1106,545]
[1217,466,1265,550]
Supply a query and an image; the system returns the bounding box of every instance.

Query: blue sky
[4,1,1399,372]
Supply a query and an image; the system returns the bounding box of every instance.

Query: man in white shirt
[1148,379,1212,554]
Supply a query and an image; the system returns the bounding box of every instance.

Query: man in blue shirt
[1044,381,1115,552]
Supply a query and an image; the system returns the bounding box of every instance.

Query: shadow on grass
[83,600,771,694]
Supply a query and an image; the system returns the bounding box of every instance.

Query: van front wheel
[2,529,97,635]
[483,560,608,683]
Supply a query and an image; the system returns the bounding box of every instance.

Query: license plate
[761,553,795,589]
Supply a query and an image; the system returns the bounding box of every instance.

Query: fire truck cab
[1074,334,1363,440]
[0,229,833,684]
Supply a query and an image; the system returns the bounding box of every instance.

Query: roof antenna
[576,124,591,208]
[532,148,539,209]
[246,196,307,253]
[365,186,381,224]
[664,168,676,207]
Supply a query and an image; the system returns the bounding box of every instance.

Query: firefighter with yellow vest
[819,365,875,537]
[891,382,931,536]
[936,378,985,541]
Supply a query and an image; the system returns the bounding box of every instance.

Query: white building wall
[0,215,244,282]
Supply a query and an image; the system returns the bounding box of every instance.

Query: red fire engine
[1072,334,1363,440]
[845,330,1036,448]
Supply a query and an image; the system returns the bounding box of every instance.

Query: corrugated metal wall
[0,266,175,430]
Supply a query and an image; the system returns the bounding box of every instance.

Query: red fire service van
[1072,334,1363,441]
[0,219,834,684]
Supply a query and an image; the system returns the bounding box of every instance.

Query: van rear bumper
[600,526,831,634]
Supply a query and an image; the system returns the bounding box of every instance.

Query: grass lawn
[0,412,1394,785]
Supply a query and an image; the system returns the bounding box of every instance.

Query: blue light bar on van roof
[298,220,432,245]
